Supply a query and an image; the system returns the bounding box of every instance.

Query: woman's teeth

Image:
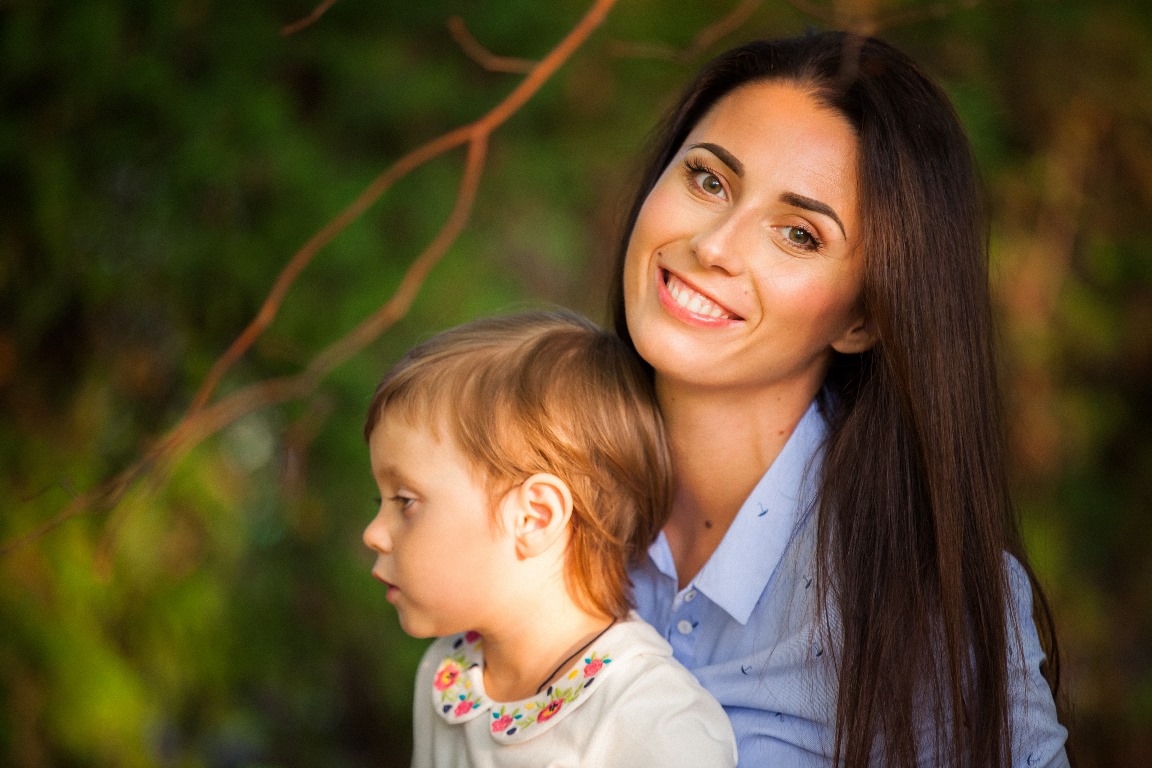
[667,273,736,319]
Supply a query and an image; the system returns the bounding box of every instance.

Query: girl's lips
[372,571,399,599]
[657,269,743,326]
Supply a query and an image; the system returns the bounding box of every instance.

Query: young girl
[361,310,736,768]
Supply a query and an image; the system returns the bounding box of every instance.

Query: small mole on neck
[704,520,713,529]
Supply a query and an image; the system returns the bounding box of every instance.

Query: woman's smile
[659,268,744,325]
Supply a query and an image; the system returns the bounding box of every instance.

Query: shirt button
[683,588,697,603]
[676,619,694,635]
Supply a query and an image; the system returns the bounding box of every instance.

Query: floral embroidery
[536,698,564,723]
[433,633,485,723]
[431,627,619,744]
[434,661,461,692]
[485,671,609,741]
[491,712,515,733]
[583,652,610,678]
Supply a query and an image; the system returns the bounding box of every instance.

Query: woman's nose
[689,211,748,275]
[362,512,392,554]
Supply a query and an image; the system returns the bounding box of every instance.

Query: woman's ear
[831,313,877,355]
[505,473,573,560]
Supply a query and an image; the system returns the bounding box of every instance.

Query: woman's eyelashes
[682,154,828,254]
[683,158,727,200]
[775,224,823,252]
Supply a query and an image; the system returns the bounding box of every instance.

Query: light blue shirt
[631,401,1070,767]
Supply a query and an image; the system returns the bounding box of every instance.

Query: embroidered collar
[430,628,617,744]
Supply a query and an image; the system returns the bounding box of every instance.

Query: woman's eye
[684,159,727,200]
[780,225,820,250]
[696,171,724,196]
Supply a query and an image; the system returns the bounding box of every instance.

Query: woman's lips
[658,269,743,325]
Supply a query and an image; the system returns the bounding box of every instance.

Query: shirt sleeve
[1004,555,1071,768]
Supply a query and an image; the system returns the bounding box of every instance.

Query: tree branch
[281,0,340,37]
[784,0,981,35]
[448,16,537,74]
[2,0,620,558]
[608,0,761,61]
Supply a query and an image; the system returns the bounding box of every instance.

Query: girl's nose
[362,512,392,554]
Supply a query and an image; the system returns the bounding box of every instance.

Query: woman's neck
[656,377,816,586]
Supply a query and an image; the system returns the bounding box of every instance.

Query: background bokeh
[2,1,1149,765]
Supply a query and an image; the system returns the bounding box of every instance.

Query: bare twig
[609,0,761,61]
[448,16,537,74]
[782,0,836,24]
[188,124,475,415]
[784,0,981,35]
[684,0,762,58]
[872,0,980,31]
[281,0,340,37]
[2,0,620,558]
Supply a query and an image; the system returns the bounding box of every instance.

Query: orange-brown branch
[609,0,761,61]
[2,0,619,558]
[784,0,980,35]
[282,0,340,37]
[448,16,537,74]
[192,0,617,414]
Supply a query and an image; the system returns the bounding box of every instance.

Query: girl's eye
[779,225,822,251]
[390,494,416,514]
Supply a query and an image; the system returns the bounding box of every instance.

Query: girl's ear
[831,312,877,355]
[505,473,573,560]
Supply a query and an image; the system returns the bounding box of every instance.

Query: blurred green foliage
[1,1,1150,765]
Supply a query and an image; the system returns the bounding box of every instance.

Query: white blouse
[410,613,736,767]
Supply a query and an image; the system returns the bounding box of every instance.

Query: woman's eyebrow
[688,142,745,177]
[779,191,846,238]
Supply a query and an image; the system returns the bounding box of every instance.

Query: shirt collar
[429,619,632,744]
[648,399,827,625]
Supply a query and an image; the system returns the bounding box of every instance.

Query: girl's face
[623,81,873,399]
[363,416,513,638]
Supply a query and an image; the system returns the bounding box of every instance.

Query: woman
[612,32,1071,767]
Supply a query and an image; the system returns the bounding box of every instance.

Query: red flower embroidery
[434,662,461,691]
[536,698,563,723]
[454,700,475,717]
[491,714,513,732]
[583,659,603,678]
[464,630,481,644]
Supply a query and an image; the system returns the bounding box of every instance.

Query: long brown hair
[609,32,1065,767]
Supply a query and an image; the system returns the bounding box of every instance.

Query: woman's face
[623,81,874,399]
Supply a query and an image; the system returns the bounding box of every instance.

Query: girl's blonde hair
[365,310,670,620]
